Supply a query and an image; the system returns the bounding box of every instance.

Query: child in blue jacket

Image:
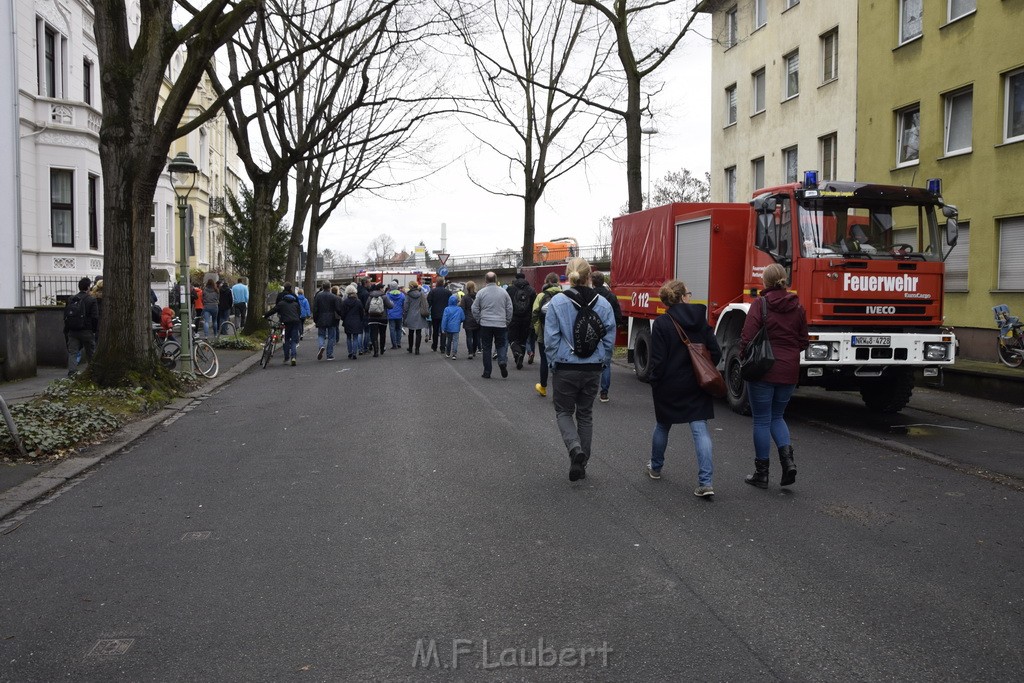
[440,294,465,359]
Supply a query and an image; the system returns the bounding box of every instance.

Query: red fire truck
[611,173,960,414]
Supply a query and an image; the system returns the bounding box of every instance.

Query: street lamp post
[168,152,198,376]
[641,126,658,209]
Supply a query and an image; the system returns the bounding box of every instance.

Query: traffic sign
[436,251,450,266]
[438,267,449,277]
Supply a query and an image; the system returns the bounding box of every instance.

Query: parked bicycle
[260,318,284,369]
[154,319,220,378]
[994,304,1024,368]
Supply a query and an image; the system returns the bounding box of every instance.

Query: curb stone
[0,350,263,522]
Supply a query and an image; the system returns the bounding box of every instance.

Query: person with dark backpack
[427,277,451,352]
[543,258,616,482]
[506,272,536,369]
[591,271,623,403]
[363,283,393,357]
[64,276,100,376]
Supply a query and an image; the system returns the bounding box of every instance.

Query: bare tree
[87,0,258,386]
[652,169,711,206]
[570,0,702,212]
[365,234,398,264]
[443,0,620,266]
[215,0,436,333]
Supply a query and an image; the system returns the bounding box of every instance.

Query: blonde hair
[465,280,477,295]
[762,263,788,289]
[566,257,592,287]
[407,280,420,290]
[659,280,689,306]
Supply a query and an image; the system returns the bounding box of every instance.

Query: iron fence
[20,277,179,308]
[327,243,611,280]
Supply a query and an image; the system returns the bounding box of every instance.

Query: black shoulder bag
[740,297,775,381]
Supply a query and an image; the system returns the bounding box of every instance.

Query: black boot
[744,458,769,488]
[778,445,797,486]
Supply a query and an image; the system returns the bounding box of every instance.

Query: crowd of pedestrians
[264,261,805,496]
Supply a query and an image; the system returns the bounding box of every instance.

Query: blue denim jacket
[543,286,616,366]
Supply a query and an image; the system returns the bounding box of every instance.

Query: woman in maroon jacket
[738,263,808,488]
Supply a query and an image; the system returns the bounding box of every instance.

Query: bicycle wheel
[260,337,274,368]
[997,337,1024,368]
[219,320,236,336]
[193,339,220,378]
[159,340,180,370]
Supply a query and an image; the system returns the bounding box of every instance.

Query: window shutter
[944,224,969,291]
[998,218,1024,290]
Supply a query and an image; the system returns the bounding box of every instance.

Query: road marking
[181,531,212,541]
[88,639,134,656]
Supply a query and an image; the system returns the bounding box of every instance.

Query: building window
[51,169,74,247]
[819,133,837,181]
[37,20,66,98]
[899,0,923,45]
[754,0,766,29]
[725,85,737,126]
[725,167,737,202]
[751,157,765,193]
[821,29,838,83]
[150,203,157,258]
[199,216,207,263]
[83,59,92,105]
[752,68,766,114]
[944,87,972,156]
[1005,68,1024,144]
[725,6,738,48]
[944,222,969,291]
[199,128,209,174]
[998,217,1024,290]
[166,204,173,259]
[88,175,99,249]
[783,146,798,183]
[897,105,920,166]
[948,0,975,23]
[785,0,799,9]
[784,51,799,99]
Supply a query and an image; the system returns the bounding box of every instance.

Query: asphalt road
[1,346,1022,681]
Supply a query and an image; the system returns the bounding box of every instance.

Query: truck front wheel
[725,347,751,415]
[859,368,915,414]
[633,325,653,382]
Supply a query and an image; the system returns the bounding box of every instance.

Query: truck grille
[820,298,933,322]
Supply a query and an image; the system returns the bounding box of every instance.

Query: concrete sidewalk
[0,347,261,512]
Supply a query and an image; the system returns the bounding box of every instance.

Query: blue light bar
[927,178,941,194]
[803,170,818,188]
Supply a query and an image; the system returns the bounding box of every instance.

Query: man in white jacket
[471,272,513,379]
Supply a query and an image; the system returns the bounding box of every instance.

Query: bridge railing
[328,244,611,280]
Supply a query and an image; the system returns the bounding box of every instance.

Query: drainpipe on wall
[3,0,24,307]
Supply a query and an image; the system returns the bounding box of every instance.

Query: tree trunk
[303,217,322,297]
[242,177,280,335]
[522,186,539,267]
[625,70,643,213]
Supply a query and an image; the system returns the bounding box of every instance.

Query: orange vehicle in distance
[533,237,578,263]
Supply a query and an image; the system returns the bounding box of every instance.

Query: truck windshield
[797,202,943,261]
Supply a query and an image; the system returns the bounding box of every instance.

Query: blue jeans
[746,381,796,461]
[317,326,337,358]
[465,328,480,356]
[443,331,459,356]
[479,326,508,376]
[283,321,301,360]
[203,306,218,337]
[388,319,403,348]
[346,333,360,357]
[650,420,713,487]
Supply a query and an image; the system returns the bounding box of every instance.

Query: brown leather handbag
[670,317,727,398]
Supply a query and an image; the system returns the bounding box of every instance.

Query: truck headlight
[805,342,832,360]
[924,343,948,361]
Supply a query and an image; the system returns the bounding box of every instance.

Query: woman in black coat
[339,285,365,359]
[647,279,722,497]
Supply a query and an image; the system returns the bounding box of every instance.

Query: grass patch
[211,335,260,351]
[0,372,200,461]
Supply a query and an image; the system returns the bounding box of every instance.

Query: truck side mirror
[751,195,777,214]
[943,205,958,246]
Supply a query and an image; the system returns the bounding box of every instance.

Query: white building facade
[696,0,858,201]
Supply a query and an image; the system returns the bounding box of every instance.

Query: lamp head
[168,152,198,198]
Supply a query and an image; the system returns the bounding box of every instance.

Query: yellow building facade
[856,0,1024,360]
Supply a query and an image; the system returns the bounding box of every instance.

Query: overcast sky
[315,18,712,263]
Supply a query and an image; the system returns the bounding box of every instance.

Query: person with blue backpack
[543,258,616,482]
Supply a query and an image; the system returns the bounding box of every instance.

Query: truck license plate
[852,335,891,347]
